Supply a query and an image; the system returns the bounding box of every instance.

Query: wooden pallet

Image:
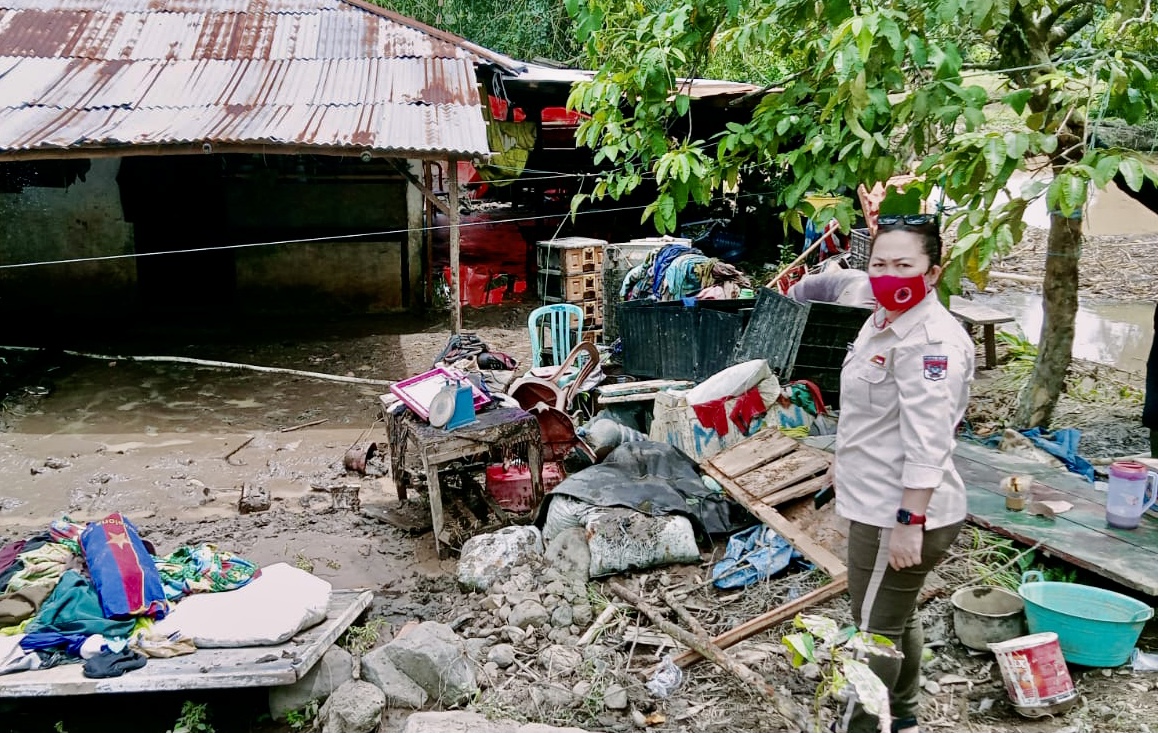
[701,429,845,581]
[671,429,848,670]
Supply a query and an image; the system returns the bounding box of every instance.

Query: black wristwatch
[896,508,927,526]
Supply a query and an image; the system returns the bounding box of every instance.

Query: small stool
[949,296,1017,370]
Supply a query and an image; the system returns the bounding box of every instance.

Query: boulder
[361,646,429,709]
[544,527,591,581]
[487,643,516,669]
[268,647,355,721]
[381,621,478,706]
[508,600,549,630]
[537,645,583,678]
[318,680,385,733]
[457,526,544,593]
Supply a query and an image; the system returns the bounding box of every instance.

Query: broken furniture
[666,428,848,670]
[528,303,584,368]
[383,401,545,554]
[0,589,372,697]
[949,295,1016,370]
[507,342,600,413]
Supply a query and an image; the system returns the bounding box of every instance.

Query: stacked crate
[537,237,607,340]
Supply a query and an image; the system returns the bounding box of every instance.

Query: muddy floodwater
[975,292,1154,374]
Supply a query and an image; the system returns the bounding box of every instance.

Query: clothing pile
[620,242,751,302]
[0,513,259,679]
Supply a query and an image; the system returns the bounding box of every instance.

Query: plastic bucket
[951,586,1027,651]
[1018,571,1153,667]
[989,632,1077,718]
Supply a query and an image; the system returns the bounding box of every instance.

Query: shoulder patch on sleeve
[923,355,948,381]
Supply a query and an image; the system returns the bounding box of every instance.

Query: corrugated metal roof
[0,0,510,158]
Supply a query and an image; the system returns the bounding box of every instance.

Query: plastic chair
[528,303,584,368]
[508,342,600,413]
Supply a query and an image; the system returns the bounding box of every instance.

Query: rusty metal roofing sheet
[0,0,505,158]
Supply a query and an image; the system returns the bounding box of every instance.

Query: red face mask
[869,274,928,312]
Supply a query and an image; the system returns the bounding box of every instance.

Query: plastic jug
[1105,461,1158,529]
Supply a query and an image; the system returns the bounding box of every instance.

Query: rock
[547,628,572,644]
[544,527,591,581]
[497,604,512,623]
[464,637,488,662]
[44,457,71,470]
[502,626,526,645]
[572,680,592,699]
[799,663,821,681]
[238,482,271,514]
[550,604,574,628]
[571,603,593,627]
[631,710,647,728]
[457,526,544,593]
[381,621,478,706]
[269,647,355,720]
[530,684,575,709]
[482,661,500,682]
[488,643,517,669]
[544,581,568,598]
[923,680,941,695]
[538,645,583,678]
[603,684,629,710]
[356,646,430,710]
[481,595,503,612]
[318,680,384,733]
[508,599,550,630]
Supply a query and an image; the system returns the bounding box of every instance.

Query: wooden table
[949,295,1016,370]
[382,400,544,554]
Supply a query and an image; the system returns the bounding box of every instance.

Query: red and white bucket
[989,632,1078,717]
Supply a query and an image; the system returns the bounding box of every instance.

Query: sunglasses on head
[878,214,938,226]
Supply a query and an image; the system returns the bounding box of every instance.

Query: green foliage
[782,613,898,731]
[565,0,1158,286]
[170,702,213,733]
[285,701,319,732]
[373,0,580,63]
[339,617,390,656]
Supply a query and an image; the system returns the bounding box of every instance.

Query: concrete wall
[0,159,137,315]
[0,155,422,318]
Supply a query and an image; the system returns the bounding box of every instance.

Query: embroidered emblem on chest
[923,355,948,381]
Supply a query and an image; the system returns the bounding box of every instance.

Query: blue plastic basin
[1018,571,1153,667]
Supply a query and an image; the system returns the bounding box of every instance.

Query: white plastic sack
[686,359,771,406]
[154,563,331,647]
[585,509,700,577]
[541,495,602,543]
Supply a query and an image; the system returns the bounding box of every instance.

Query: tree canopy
[566,0,1158,426]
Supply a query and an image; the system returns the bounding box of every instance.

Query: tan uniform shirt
[834,295,974,529]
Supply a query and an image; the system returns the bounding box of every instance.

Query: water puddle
[975,292,1154,373]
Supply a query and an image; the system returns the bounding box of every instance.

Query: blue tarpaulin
[711,525,802,589]
[983,427,1096,482]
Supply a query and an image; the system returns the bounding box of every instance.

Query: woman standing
[832,216,974,733]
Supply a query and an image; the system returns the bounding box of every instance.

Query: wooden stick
[765,238,825,289]
[662,591,711,638]
[576,603,620,646]
[222,435,255,465]
[609,581,773,698]
[280,418,329,433]
[670,578,848,669]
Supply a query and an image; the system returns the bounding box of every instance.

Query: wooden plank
[966,489,1158,596]
[671,578,848,669]
[596,379,694,398]
[742,453,830,498]
[0,590,372,698]
[949,296,1016,326]
[710,430,800,479]
[705,463,847,580]
[755,474,829,506]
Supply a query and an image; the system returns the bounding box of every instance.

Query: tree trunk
[1013,213,1081,428]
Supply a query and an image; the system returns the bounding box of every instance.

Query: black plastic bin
[732,288,869,407]
[618,299,755,382]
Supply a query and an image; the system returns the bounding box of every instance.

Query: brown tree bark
[1013,213,1082,428]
